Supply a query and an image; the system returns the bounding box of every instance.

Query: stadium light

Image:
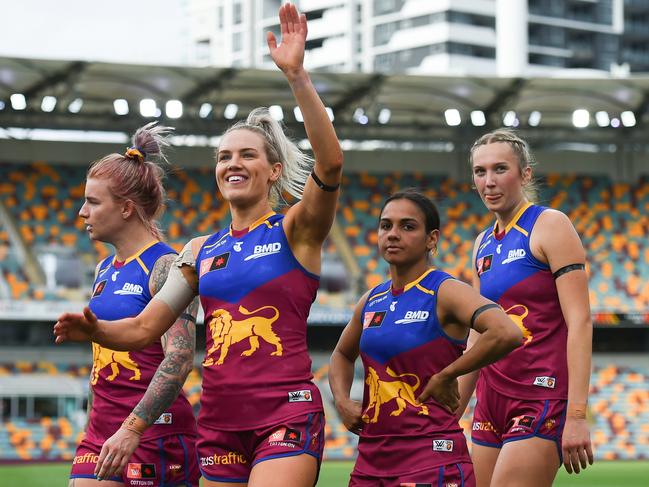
[610,117,621,128]
[68,98,83,113]
[470,110,486,127]
[444,109,461,126]
[224,103,238,120]
[0,101,4,110]
[140,99,157,118]
[621,111,636,127]
[325,107,334,122]
[572,109,589,128]
[113,99,129,115]
[41,96,57,112]
[10,94,26,110]
[269,105,284,121]
[503,110,517,127]
[378,108,391,124]
[595,111,610,127]
[353,107,368,125]
[528,111,541,127]
[165,100,183,119]
[294,106,304,122]
[199,103,212,118]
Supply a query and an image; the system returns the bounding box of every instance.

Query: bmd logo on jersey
[92,280,107,298]
[114,282,144,296]
[363,311,386,328]
[502,248,526,264]
[395,310,429,324]
[432,439,454,452]
[244,242,281,261]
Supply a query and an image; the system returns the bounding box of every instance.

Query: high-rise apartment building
[187,0,646,76]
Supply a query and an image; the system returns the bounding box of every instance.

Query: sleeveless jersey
[86,241,197,444]
[355,269,471,476]
[195,212,323,430]
[475,203,568,400]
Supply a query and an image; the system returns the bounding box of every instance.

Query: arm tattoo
[132,297,198,425]
[149,253,175,295]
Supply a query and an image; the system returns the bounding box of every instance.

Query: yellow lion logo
[505,304,533,345]
[362,366,428,424]
[91,343,141,385]
[203,305,282,367]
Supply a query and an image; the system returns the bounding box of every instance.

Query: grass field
[0,460,647,486]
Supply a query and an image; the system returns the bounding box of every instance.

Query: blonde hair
[220,107,313,207]
[469,128,538,203]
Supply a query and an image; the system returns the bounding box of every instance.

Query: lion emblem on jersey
[505,304,533,345]
[91,343,141,385]
[362,366,428,423]
[203,305,282,367]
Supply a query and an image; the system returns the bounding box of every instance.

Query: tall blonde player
[459,130,594,487]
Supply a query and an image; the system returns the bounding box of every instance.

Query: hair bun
[125,147,146,162]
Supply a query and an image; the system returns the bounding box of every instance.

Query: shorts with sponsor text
[70,434,199,487]
[471,378,566,456]
[349,461,475,487]
[197,412,325,483]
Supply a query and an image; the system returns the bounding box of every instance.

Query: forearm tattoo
[132,297,198,425]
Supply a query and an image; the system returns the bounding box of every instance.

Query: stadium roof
[1,56,649,147]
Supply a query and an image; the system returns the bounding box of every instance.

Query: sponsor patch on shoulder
[288,389,312,402]
[432,439,454,452]
[533,376,556,388]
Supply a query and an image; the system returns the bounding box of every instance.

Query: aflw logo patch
[533,376,556,388]
[114,282,144,295]
[395,310,429,324]
[154,412,172,424]
[288,390,312,402]
[432,439,454,452]
[244,242,281,261]
[502,248,526,264]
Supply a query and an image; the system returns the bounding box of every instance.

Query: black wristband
[553,263,585,279]
[470,303,501,329]
[311,171,340,192]
[180,312,196,323]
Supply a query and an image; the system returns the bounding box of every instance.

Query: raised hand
[266,2,307,77]
[53,306,99,343]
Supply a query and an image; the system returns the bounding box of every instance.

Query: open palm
[267,3,307,75]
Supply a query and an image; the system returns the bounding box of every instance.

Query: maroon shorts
[350,461,475,487]
[471,379,566,455]
[70,434,199,487]
[197,412,325,483]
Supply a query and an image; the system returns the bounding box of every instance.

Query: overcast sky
[0,0,188,65]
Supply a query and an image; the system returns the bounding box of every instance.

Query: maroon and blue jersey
[195,212,323,430]
[475,203,568,400]
[355,269,471,476]
[86,241,197,444]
